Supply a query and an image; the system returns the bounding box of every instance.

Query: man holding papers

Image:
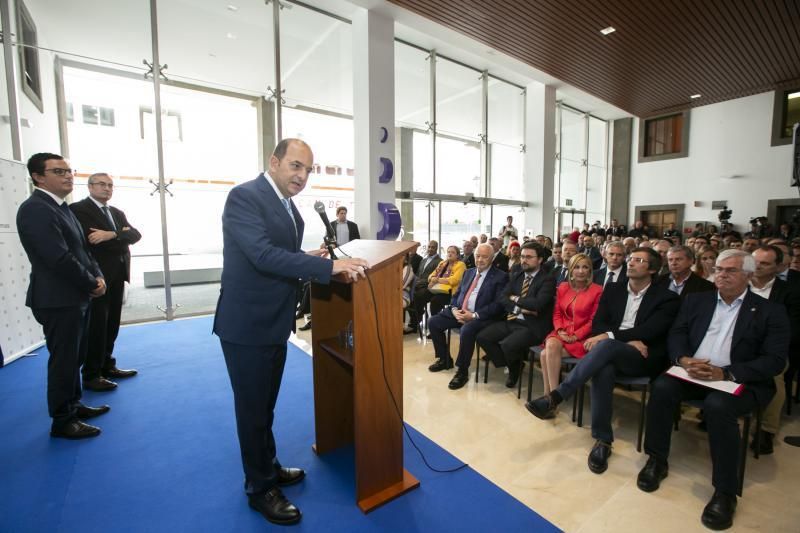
[637,250,789,531]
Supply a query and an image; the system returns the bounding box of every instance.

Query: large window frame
[771,87,800,147]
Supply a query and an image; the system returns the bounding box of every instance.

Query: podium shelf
[318,337,354,367]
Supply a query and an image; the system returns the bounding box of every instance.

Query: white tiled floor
[294,322,800,532]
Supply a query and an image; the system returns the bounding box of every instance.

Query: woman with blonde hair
[693,245,718,282]
[539,253,603,399]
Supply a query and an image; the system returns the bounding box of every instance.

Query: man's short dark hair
[27,152,63,177]
[272,138,309,161]
[756,245,783,265]
[336,206,347,215]
[632,247,662,275]
[522,241,546,259]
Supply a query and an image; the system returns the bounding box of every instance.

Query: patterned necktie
[281,197,297,235]
[460,272,481,311]
[605,271,614,287]
[101,205,117,230]
[508,274,531,320]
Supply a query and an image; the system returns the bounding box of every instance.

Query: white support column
[524,83,556,237]
[352,9,396,238]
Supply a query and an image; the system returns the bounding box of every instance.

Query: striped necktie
[507,274,532,320]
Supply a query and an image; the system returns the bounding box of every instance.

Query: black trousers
[83,264,125,380]
[428,310,487,369]
[221,340,287,495]
[476,320,541,368]
[410,288,450,325]
[644,374,759,496]
[32,303,90,428]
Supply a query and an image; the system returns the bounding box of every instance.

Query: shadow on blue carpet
[0,316,558,532]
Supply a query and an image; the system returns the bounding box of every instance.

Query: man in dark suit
[428,244,507,390]
[554,239,578,285]
[527,248,680,474]
[70,173,141,391]
[637,250,789,531]
[580,235,603,270]
[16,153,108,440]
[462,239,476,269]
[593,241,627,288]
[213,139,368,525]
[477,242,554,388]
[656,245,714,298]
[489,237,509,272]
[330,205,360,245]
[406,240,440,334]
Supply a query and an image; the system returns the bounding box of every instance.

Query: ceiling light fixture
[788,91,800,100]
[690,94,702,99]
[600,26,616,35]
[226,4,238,11]
[226,32,237,40]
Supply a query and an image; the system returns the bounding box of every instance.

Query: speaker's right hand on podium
[333,257,370,282]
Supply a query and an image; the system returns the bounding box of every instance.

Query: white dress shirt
[694,290,748,368]
[606,282,650,338]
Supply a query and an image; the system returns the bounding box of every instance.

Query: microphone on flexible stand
[314,200,338,259]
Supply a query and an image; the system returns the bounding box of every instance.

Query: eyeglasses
[713,267,745,275]
[89,181,114,189]
[520,254,538,260]
[627,256,649,264]
[44,168,75,176]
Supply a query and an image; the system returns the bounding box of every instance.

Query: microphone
[314,200,338,259]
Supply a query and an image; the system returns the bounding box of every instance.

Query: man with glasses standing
[71,173,141,392]
[637,250,789,530]
[17,153,108,439]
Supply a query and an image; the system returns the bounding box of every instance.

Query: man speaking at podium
[213,139,368,525]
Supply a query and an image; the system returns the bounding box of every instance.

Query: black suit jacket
[591,282,680,377]
[581,246,603,269]
[415,254,441,289]
[463,253,476,269]
[329,219,360,244]
[492,252,509,272]
[16,189,103,308]
[767,278,800,347]
[656,271,714,300]
[70,198,141,283]
[501,269,555,342]
[668,290,790,407]
[409,252,422,275]
[593,265,628,288]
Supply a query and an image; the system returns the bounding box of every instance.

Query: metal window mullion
[272,0,282,140]
[555,103,562,212]
[480,70,488,198]
[582,113,589,214]
[430,49,436,194]
[1,0,22,160]
[148,0,174,320]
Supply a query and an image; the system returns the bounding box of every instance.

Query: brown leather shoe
[50,420,101,439]
[83,377,118,392]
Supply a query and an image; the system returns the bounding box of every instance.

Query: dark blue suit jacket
[668,289,790,406]
[213,174,333,346]
[445,266,507,322]
[16,189,102,309]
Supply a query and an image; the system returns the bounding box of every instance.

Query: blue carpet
[0,316,558,532]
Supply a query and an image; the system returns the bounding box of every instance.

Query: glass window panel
[560,107,586,163]
[440,202,482,250]
[412,131,433,193]
[411,199,440,251]
[558,159,585,210]
[283,107,354,251]
[586,165,606,218]
[0,35,12,159]
[588,117,607,167]
[395,44,430,130]
[280,4,352,114]
[492,205,526,242]
[435,135,480,196]
[436,58,481,140]
[783,90,800,138]
[488,78,523,147]
[489,143,523,201]
[158,0,273,95]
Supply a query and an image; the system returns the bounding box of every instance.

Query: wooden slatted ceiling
[388,0,800,117]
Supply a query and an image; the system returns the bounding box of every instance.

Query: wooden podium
[309,239,420,513]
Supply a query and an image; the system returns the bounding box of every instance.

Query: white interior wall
[629,92,796,230]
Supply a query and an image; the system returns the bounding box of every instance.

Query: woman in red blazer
[541,253,602,395]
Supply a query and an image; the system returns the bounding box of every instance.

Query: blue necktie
[281,197,297,235]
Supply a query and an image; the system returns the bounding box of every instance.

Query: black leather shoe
[505,361,522,388]
[104,367,138,379]
[76,404,110,419]
[428,357,453,372]
[525,394,557,420]
[785,435,800,447]
[50,420,101,439]
[276,467,305,487]
[83,377,118,392]
[448,370,469,390]
[749,431,774,455]
[637,455,668,492]
[298,321,312,331]
[248,487,301,525]
[588,440,612,474]
[701,490,737,531]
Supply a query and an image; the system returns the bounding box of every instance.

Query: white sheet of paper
[666,365,744,396]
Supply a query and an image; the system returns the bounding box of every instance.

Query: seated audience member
[690,223,705,237]
[544,242,562,274]
[543,236,554,250]
[622,237,636,255]
[477,242,555,388]
[401,254,415,311]
[554,240,578,285]
[462,240,476,269]
[507,240,522,273]
[427,244,507,389]
[527,248,679,473]
[628,220,646,239]
[470,235,479,248]
[406,241,441,333]
[489,237,510,272]
[777,223,794,241]
[580,234,603,270]
[540,254,603,394]
[709,236,722,250]
[479,233,488,244]
[653,239,671,277]
[693,246,718,282]
[639,238,652,248]
[694,235,709,250]
[768,240,797,284]
[637,250,789,531]
[727,236,743,249]
[657,245,714,299]
[686,236,696,250]
[749,245,800,454]
[593,241,627,288]
[741,237,760,253]
[608,218,625,238]
[422,245,466,315]
[663,222,680,239]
